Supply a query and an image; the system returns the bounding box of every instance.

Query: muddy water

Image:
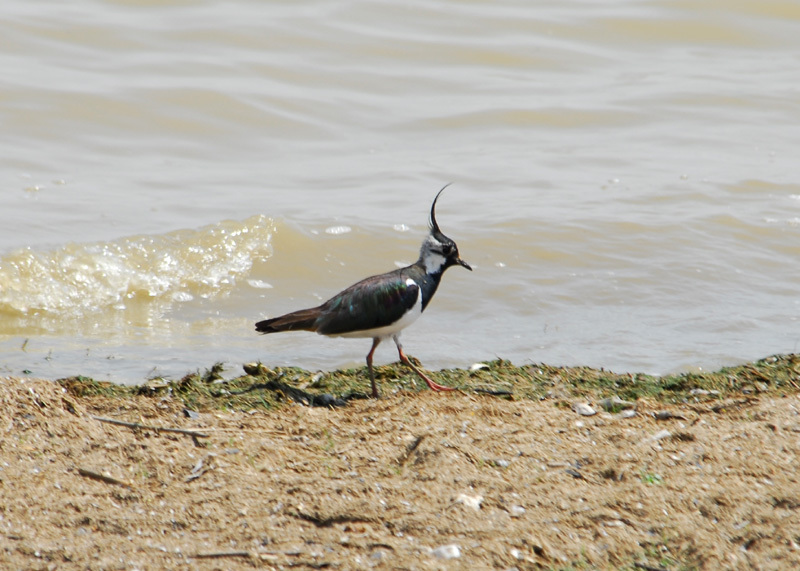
[1,0,799,382]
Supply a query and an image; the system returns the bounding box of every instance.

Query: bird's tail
[255,307,321,334]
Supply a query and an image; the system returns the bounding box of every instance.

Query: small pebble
[509,505,526,518]
[182,409,199,420]
[565,468,584,479]
[654,411,687,421]
[470,363,489,372]
[432,544,461,559]
[690,388,720,396]
[243,362,270,376]
[620,410,637,419]
[572,403,596,416]
[598,396,635,411]
[370,550,388,562]
[644,429,672,443]
[455,494,483,511]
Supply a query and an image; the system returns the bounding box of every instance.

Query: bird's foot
[421,375,457,392]
[402,357,456,392]
[396,345,457,393]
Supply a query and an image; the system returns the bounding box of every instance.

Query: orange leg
[393,335,455,392]
[366,338,381,398]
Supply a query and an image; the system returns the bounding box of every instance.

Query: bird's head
[419,184,472,275]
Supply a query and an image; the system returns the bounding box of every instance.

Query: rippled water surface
[1,0,799,383]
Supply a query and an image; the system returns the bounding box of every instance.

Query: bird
[255,185,472,398]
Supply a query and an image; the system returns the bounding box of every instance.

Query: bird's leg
[393,335,455,392]
[366,337,381,398]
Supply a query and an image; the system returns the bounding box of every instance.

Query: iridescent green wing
[315,269,419,335]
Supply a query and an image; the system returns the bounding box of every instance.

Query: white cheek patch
[421,234,449,273]
[423,251,447,273]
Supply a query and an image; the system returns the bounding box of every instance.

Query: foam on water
[0,215,275,329]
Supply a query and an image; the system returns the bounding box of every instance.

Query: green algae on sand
[57,353,800,412]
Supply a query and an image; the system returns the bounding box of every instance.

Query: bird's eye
[442,244,454,256]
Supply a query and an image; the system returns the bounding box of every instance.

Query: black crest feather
[429,183,453,233]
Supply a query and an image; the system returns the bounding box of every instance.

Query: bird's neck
[410,257,445,312]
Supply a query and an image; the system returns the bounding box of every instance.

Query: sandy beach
[2,356,799,570]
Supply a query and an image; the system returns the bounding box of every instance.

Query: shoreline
[3,354,799,570]
[50,352,800,410]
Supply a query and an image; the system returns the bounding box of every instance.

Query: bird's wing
[315,270,420,335]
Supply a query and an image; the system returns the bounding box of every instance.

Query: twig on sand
[77,467,134,489]
[184,454,216,482]
[397,435,426,466]
[634,563,669,571]
[194,551,252,560]
[91,415,209,440]
[236,379,351,407]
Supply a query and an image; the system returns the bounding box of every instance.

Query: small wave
[0,215,275,318]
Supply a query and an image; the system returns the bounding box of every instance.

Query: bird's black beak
[456,257,472,271]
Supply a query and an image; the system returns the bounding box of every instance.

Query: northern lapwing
[255,185,472,398]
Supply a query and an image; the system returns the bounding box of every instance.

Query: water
[1,0,799,383]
